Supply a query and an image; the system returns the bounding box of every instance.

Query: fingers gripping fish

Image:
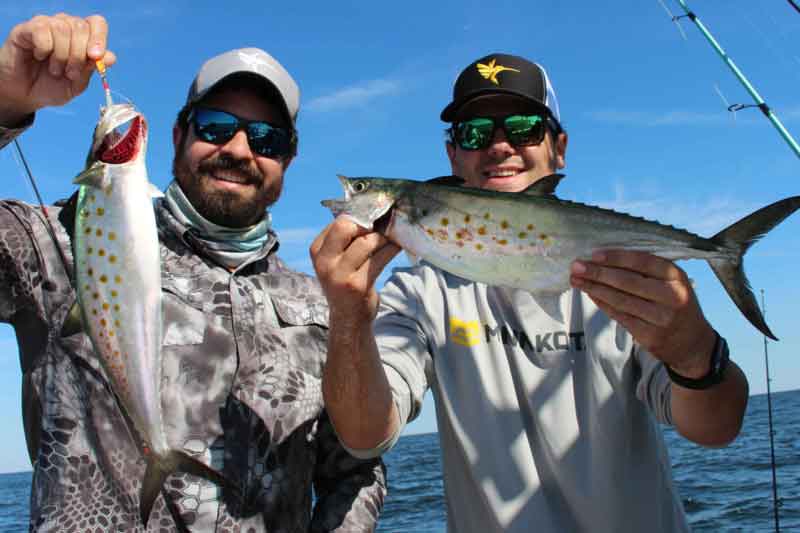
[64,103,237,526]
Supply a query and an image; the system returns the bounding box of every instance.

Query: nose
[220,129,255,160]
[486,127,515,159]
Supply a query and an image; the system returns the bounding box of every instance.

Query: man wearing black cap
[313,52,748,532]
[0,13,385,531]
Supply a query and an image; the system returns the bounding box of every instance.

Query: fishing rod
[787,0,800,15]
[761,289,781,532]
[665,0,800,160]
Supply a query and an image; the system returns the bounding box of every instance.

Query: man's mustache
[198,155,263,184]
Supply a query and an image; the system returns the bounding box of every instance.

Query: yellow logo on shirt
[476,59,520,85]
[450,317,481,347]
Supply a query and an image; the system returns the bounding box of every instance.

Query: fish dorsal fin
[426,175,465,187]
[523,173,565,197]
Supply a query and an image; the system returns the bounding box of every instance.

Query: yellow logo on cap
[476,59,520,85]
[450,317,481,347]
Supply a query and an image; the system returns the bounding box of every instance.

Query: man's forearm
[671,360,749,447]
[323,314,400,451]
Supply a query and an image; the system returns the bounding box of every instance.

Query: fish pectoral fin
[73,164,110,189]
[170,450,242,501]
[426,175,466,187]
[59,302,85,338]
[148,183,165,199]
[523,173,565,197]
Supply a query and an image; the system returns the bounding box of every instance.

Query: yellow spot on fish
[96,229,103,237]
[92,292,99,300]
[464,215,471,223]
[426,228,435,237]
[527,224,535,231]
[80,209,90,218]
[84,227,92,234]
[108,330,115,337]
[476,243,484,251]
[102,303,109,310]
[109,255,117,264]
[500,220,510,230]
[98,249,106,257]
[539,233,548,240]
[96,207,105,216]
[498,239,508,246]
[114,275,122,284]
[91,309,98,316]
[108,232,116,241]
[100,319,107,327]
[455,231,464,240]
[477,226,487,236]
[111,291,118,298]
[114,319,121,327]
[89,194,96,202]
[87,247,93,255]
[87,268,93,277]
[483,213,491,220]
[518,232,528,239]
[440,217,449,226]
[99,275,108,283]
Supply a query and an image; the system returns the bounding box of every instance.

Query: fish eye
[352,181,369,193]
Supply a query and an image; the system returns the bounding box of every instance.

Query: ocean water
[0,390,797,532]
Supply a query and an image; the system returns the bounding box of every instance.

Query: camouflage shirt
[0,124,386,532]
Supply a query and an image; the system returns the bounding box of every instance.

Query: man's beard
[172,153,280,228]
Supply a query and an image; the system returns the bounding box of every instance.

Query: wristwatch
[665,332,730,390]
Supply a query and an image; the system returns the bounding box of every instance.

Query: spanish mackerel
[69,103,233,526]
[322,174,800,340]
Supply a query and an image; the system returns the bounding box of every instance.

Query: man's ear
[173,123,183,150]
[555,132,568,170]
[445,141,457,172]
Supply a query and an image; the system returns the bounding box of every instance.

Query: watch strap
[665,332,729,390]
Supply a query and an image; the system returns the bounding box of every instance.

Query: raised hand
[0,13,115,123]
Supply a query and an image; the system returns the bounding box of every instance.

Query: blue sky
[0,0,798,473]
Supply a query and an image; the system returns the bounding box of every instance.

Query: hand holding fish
[311,216,402,324]
[570,250,716,376]
[0,13,115,124]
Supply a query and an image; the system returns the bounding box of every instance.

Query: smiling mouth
[484,169,520,178]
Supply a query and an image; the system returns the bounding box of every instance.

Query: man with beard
[0,13,385,532]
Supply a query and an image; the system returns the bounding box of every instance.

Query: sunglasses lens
[247,123,292,158]
[455,118,495,150]
[504,114,545,146]
[193,109,238,144]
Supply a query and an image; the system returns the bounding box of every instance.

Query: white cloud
[305,79,401,113]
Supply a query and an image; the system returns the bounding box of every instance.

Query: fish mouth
[373,207,394,234]
[96,115,146,164]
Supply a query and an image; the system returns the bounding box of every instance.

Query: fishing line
[660,0,800,159]
[760,290,781,532]
[12,139,72,279]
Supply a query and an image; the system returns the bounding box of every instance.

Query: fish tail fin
[139,450,242,527]
[708,196,800,341]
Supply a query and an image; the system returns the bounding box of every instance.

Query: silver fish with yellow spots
[322,174,800,340]
[68,103,233,526]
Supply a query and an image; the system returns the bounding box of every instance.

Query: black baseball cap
[440,53,561,127]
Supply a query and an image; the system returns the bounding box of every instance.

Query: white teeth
[486,170,518,177]
[214,173,247,184]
